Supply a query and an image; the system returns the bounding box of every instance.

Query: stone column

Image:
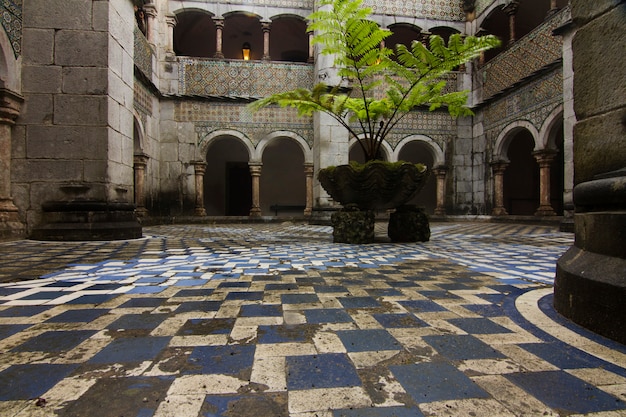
[0,88,24,237]
[143,3,158,46]
[133,154,149,217]
[490,160,509,216]
[307,31,314,63]
[165,14,177,54]
[304,163,314,216]
[249,163,262,217]
[262,21,271,61]
[434,166,448,216]
[214,19,224,58]
[192,161,207,216]
[503,0,520,45]
[533,150,558,216]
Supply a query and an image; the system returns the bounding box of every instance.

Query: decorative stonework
[134,25,153,80]
[480,7,568,100]
[179,59,314,98]
[483,68,562,134]
[174,102,313,147]
[364,0,465,21]
[475,0,495,17]
[0,0,22,58]
[208,0,313,8]
[378,110,456,151]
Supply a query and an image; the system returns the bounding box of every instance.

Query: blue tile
[239,304,282,317]
[333,406,424,417]
[418,290,460,299]
[387,281,419,288]
[107,314,167,330]
[66,294,119,305]
[175,300,222,313]
[119,298,165,308]
[0,363,79,400]
[519,342,610,369]
[313,285,348,293]
[225,291,264,301]
[46,308,109,323]
[202,393,288,417]
[173,288,214,297]
[21,291,62,300]
[448,318,513,334]
[84,283,125,291]
[463,303,505,317]
[286,353,361,390]
[366,288,404,297]
[336,329,400,352]
[281,293,319,304]
[258,324,315,344]
[43,281,80,288]
[390,362,490,403]
[304,309,353,324]
[177,318,235,335]
[0,324,31,339]
[218,282,250,288]
[174,279,208,286]
[398,299,447,313]
[12,330,95,352]
[338,296,380,309]
[423,334,506,360]
[373,313,428,328]
[0,305,51,317]
[185,345,255,375]
[506,371,625,414]
[88,337,170,364]
[264,283,299,291]
[128,286,167,294]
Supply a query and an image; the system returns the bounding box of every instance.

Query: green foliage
[249,0,500,161]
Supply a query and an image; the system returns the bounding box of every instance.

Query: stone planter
[318,161,430,243]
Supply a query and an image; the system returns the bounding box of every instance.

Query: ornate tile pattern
[179,59,314,98]
[0,0,22,58]
[365,0,465,21]
[133,80,154,118]
[480,7,568,100]
[134,25,153,80]
[483,68,562,138]
[210,0,313,9]
[475,0,496,16]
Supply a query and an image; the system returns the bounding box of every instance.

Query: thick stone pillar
[165,14,177,54]
[555,0,626,345]
[490,160,509,216]
[192,162,207,216]
[434,166,448,216]
[503,0,519,45]
[0,89,24,238]
[533,150,557,216]
[262,21,271,61]
[133,154,149,217]
[304,163,314,216]
[143,3,158,46]
[214,19,224,58]
[249,163,262,217]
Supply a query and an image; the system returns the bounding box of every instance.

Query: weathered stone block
[571,0,623,25]
[26,125,107,159]
[22,65,62,94]
[23,0,92,30]
[331,209,375,244]
[54,95,108,126]
[19,93,53,124]
[54,30,108,67]
[21,29,55,65]
[62,67,108,94]
[388,206,430,242]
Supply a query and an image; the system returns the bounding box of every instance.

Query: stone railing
[478,6,569,101]
[134,26,154,81]
[178,58,315,98]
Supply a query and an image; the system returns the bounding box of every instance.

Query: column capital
[133,153,149,166]
[490,159,509,172]
[165,14,177,28]
[213,18,224,28]
[261,21,272,32]
[0,88,23,125]
[503,0,520,15]
[142,3,158,18]
[532,148,558,164]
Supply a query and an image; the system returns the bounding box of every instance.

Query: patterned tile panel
[208,0,313,9]
[133,80,154,118]
[479,6,569,100]
[364,0,465,21]
[179,59,314,98]
[0,0,22,58]
[134,25,154,80]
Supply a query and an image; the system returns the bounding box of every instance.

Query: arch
[173,9,216,57]
[0,24,20,92]
[348,137,392,162]
[539,104,564,150]
[429,26,461,44]
[132,113,146,154]
[268,15,309,62]
[256,131,312,163]
[393,135,445,166]
[493,120,540,161]
[200,129,255,162]
[222,12,263,60]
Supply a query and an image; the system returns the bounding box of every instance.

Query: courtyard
[0,221,625,416]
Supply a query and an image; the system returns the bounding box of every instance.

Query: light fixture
[242,42,251,60]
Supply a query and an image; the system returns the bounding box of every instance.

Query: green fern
[249,0,500,161]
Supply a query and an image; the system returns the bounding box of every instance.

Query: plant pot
[318,161,429,210]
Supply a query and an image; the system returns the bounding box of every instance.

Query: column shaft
[491,161,509,216]
[193,162,207,216]
[304,163,314,216]
[249,163,262,217]
[133,154,149,217]
[533,150,557,216]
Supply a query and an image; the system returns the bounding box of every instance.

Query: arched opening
[260,137,306,216]
[387,23,421,61]
[503,130,539,215]
[173,10,215,57]
[480,6,508,62]
[429,26,460,45]
[349,141,389,162]
[397,141,437,214]
[223,13,263,60]
[270,16,309,62]
[204,137,251,216]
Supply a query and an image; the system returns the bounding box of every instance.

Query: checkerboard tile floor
[0,222,625,417]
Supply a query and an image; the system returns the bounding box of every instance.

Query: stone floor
[0,222,624,417]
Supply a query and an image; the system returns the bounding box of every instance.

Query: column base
[0,209,25,240]
[249,208,262,217]
[31,200,142,241]
[194,208,207,216]
[491,207,508,216]
[534,206,557,216]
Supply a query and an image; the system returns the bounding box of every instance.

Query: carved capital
[0,89,23,125]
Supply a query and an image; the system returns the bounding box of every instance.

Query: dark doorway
[226,162,252,216]
[503,130,539,215]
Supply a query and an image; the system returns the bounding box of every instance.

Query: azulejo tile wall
[209,0,313,9]
[0,0,22,58]
[174,102,314,148]
[480,7,568,100]
[134,26,154,81]
[179,59,314,98]
[364,0,465,21]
